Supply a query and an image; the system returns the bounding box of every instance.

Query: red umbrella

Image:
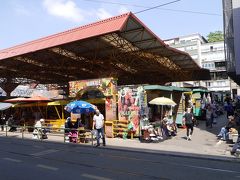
[4,97,29,103]
[23,96,51,102]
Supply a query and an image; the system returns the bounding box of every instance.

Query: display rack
[113,120,129,138]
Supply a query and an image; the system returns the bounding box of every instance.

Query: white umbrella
[149,97,176,106]
[0,103,13,111]
[149,97,176,121]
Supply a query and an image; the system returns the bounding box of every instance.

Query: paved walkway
[0,113,235,159]
[106,114,231,158]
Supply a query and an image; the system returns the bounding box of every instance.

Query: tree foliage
[207,31,224,42]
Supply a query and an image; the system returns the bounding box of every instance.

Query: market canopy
[0,12,210,85]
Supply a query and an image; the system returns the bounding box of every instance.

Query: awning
[192,89,209,93]
[144,85,191,92]
[144,85,173,91]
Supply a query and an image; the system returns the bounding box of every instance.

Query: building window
[215,61,226,67]
[216,72,228,80]
[205,81,212,87]
[210,72,215,80]
[217,81,226,86]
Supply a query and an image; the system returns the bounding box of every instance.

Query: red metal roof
[0,12,194,64]
[0,13,130,60]
[0,12,210,84]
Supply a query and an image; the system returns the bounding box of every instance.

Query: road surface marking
[31,149,59,156]
[81,174,112,180]
[37,164,58,171]
[183,164,240,174]
[3,157,22,163]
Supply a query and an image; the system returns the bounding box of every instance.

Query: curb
[1,134,240,163]
[101,145,240,163]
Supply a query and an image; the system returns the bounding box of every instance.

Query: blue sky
[0,0,223,50]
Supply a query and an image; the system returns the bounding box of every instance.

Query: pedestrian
[206,105,214,128]
[33,118,44,139]
[93,109,106,147]
[65,117,73,134]
[8,115,17,132]
[217,115,236,141]
[0,113,5,131]
[182,108,194,141]
[73,118,84,129]
[225,101,234,118]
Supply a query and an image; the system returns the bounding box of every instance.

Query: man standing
[93,110,106,147]
[183,108,194,141]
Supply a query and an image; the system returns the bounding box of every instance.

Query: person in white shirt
[93,110,105,147]
[33,119,45,139]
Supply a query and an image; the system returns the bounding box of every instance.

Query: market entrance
[76,87,105,129]
[69,78,117,122]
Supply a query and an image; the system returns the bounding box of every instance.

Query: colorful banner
[118,86,146,136]
[69,78,117,97]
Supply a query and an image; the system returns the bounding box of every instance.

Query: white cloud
[43,0,84,23]
[96,8,112,20]
[13,4,31,16]
[118,6,129,14]
[42,0,130,23]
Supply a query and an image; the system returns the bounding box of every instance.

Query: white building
[165,33,207,67]
[201,42,230,92]
[164,34,231,96]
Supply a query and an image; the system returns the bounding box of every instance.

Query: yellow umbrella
[149,97,176,106]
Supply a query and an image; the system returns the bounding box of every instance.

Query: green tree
[207,31,224,42]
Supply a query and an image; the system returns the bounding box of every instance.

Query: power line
[158,8,222,16]
[82,0,222,16]
[134,0,181,14]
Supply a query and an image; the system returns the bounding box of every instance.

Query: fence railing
[0,125,96,146]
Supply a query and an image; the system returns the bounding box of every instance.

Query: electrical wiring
[82,0,222,16]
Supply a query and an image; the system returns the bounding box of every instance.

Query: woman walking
[183,108,194,141]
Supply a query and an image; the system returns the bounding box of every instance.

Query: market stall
[192,88,210,120]
[69,78,118,138]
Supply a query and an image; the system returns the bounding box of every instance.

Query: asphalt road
[0,137,240,180]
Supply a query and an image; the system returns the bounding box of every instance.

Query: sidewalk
[106,114,232,158]
[0,114,235,159]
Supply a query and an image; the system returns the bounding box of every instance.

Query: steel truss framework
[0,12,209,93]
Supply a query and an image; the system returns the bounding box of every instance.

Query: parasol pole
[161,105,163,120]
[62,105,64,120]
